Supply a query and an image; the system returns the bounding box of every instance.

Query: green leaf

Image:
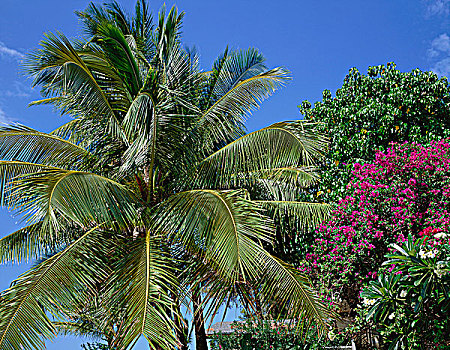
[0,226,108,350]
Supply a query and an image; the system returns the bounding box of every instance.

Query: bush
[361,234,450,349]
[302,140,450,314]
[208,320,345,350]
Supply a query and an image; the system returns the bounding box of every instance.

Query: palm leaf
[24,33,129,144]
[152,189,330,333]
[256,200,331,231]
[0,226,108,350]
[92,20,142,96]
[8,169,138,229]
[0,223,43,264]
[0,125,93,168]
[0,161,58,208]
[198,67,290,146]
[107,235,180,350]
[207,47,268,106]
[197,121,328,188]
[153,189,274,282]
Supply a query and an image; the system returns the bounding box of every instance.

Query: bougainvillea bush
[303,140,450,312]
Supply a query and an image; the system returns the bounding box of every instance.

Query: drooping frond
[8,169,138,229]
[0,227,109,350]
[245,243,331,334]
[197,121,328,188]
[262,166,321,188]
[106,235,180,350]
[153,189,274,281]
[0,125,93,169]
[0,223,42,265]
[0,161,57,208]
[255,200,331,231]
[152,189,330,333]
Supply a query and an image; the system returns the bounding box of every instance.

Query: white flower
[400,290,407,298]
[419,249,426,259]
[419,249,436,259]
[388,312,395,320]
[434,232,447,239]
[363,298,375,306]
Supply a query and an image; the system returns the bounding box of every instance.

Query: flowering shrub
[361,235,450,349]
[303,141,450,312]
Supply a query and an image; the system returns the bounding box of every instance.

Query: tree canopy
[300,62,450,202]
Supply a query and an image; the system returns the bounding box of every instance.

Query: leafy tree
[0,1,331,349]
[299,62,450,203]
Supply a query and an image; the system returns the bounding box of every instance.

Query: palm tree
[0,1,331,349]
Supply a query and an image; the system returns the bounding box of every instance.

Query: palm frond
[152,189,330,334]
[0,125,93,169]
[153,5,184,65]
[153,189,274,282]
[0,227,108,350]
[0,223,42,265]
[246,244,331,334]
[197,121,328,188]
[262,166,321,188]
[107,235,180,350]
[8,169,138,229]
[207,47,268,106]
[24,32,129,144]
[93,20,142,96]
[198,67,290,146]
[0,161,58,208]
[256,200,331,231]
[132,0,154,55]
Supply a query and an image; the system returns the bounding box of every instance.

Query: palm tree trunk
[192,285,208,350]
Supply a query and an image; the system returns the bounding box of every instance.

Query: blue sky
[0,0,449,349]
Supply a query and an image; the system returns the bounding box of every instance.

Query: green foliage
[81,343,110,350]
[209,320,346,350]
[300,62,450,202]
[361,235,450,349]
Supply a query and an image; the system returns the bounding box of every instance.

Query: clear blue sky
[0,0,449,349]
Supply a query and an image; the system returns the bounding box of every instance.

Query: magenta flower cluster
[303,140,450,293]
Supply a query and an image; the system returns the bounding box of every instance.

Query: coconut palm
[0,1,331,349]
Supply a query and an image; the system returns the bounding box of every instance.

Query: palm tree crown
[0,1,331,349]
